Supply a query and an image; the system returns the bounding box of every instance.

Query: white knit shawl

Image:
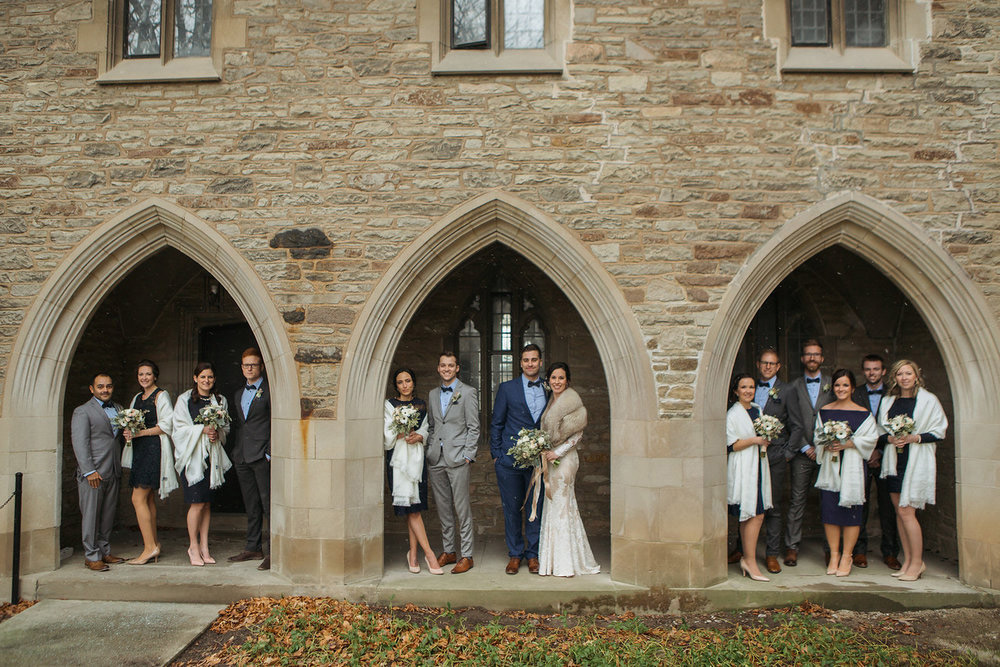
[814,411,877,508]
[726,403,773,522]
[383,400,430,507]
[172,390,232,490]
[878,388,948,509]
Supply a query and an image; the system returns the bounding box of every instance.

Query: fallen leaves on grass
[175,599,971,666]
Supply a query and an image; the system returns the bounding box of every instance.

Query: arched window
[454,269,547,421]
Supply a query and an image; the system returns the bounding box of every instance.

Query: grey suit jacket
[71,397,122,479]
[758,377,791,459]
[425,380,480,467]
[786,374,834,455]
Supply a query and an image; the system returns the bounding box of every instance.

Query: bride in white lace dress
[538,362,600,577]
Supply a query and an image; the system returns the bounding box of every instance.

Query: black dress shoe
[228,550,264,562]
[257,557,271,571]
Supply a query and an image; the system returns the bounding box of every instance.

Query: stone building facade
[1,0,998,591]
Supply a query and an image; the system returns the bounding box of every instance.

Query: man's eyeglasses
[241,363,261,369]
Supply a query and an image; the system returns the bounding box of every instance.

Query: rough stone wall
[0,0,997,422]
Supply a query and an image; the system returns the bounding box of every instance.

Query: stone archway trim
[697,190,1000,588]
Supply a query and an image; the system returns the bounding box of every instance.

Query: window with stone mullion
[451,0,545,51]
[789,0,887,49]
[123,0,213,60]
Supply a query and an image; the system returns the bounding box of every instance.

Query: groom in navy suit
[490,343,549,575]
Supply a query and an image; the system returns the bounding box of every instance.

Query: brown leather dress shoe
[853,553,868,568]
[85,559,109,572]
[257,556,271,571]
[505,557,521,574]
[727,550,743,564]
[228,550,264,562]
[102,554,125,564]
[766,556,781,574]
[884,555,902,570]
[527,558,540,574]
[438,552,457,566]
[451,557,473,574]
[783,549,798,567]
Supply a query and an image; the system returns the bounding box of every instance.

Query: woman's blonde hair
[887,359,925,397]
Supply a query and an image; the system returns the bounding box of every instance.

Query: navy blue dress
[877,397,938,494]
[129,388,162,490]
[385,397,429,516]
[728,406,765,519]
[818,408,869,526]
[181,394,214,504]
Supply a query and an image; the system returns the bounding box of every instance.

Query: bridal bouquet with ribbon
[112,408,147,470]
[507,428,555,469]
[194,404,231,429]
[816,420,852,464]
[753,414,784,459]
[389,403,421,436]
[886,414,916,451]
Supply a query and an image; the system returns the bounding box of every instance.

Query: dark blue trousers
[495,460,544,559]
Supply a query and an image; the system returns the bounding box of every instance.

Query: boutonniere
[255,389,263,400]
[822,384,831,393]
[768,387,779,399]
[542,381,551,392]
[451,392,462,405]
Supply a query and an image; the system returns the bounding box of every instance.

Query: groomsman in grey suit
[783,339,834,567]
[426,352,480,574]
[229,347,272,570]
[71,372,125,571]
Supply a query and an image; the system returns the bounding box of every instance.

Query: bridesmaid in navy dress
[383,368,443,575]
[814,369,877,577]
[877,359,948,582]
[726,373,773,582]
[124,360,177,565]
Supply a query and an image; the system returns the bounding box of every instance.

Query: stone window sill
[432,49,563,75]
[781,47,915,73]
[97,57,222,84]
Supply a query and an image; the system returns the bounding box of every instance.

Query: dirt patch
[0,600,37,625]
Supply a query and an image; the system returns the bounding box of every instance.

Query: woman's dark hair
[136,359,159,380]
[545,362,571,382]
[391,367,419,398]
[831,368,857,392]
[729,373,754,402]
[190,361,222,402]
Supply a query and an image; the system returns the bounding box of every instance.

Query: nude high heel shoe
[836,553,853,577]
[739,558,770,582]
[127,546,160,565]
[188,547,204,566]
[827,552,840,576]
[898,562,926,582]
[425,557,444,575]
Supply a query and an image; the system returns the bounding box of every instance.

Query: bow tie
[757,381,770,388]
[101,400,115,409]
[868,388,884,395]
[245,385,258,392]
[440,386,453,393]
[806,377,821,384]
[528,380,543,388]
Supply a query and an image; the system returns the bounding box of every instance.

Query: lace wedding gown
[538,432,600,577]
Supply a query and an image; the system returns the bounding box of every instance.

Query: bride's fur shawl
[541,387,588,445]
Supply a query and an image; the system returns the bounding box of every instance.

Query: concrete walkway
[0,599,225,667]
[8,529,997,614]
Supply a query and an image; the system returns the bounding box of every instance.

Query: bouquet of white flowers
[816,419,852,464]
[753,414,784,459]
[390,403,421,436]
[885,414,916,451]
[194,404,231,430]
[506,428,555,469]
[111,408,147,435]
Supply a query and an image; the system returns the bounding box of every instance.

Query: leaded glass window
[845,0,886,47]
[450,0,546,51]
[125,0,162,58]
[175,0,214,57]
[790,0,829,46]
[504,0,544,49]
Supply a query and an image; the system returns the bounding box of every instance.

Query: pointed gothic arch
[697,191,1000,588]
[1,198,298,574]
[338,192,659,584]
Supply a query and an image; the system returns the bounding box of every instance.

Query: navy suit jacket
[232,378,271,464]
[490,377,546,466]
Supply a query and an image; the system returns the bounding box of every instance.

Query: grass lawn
[173,597,976,665]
